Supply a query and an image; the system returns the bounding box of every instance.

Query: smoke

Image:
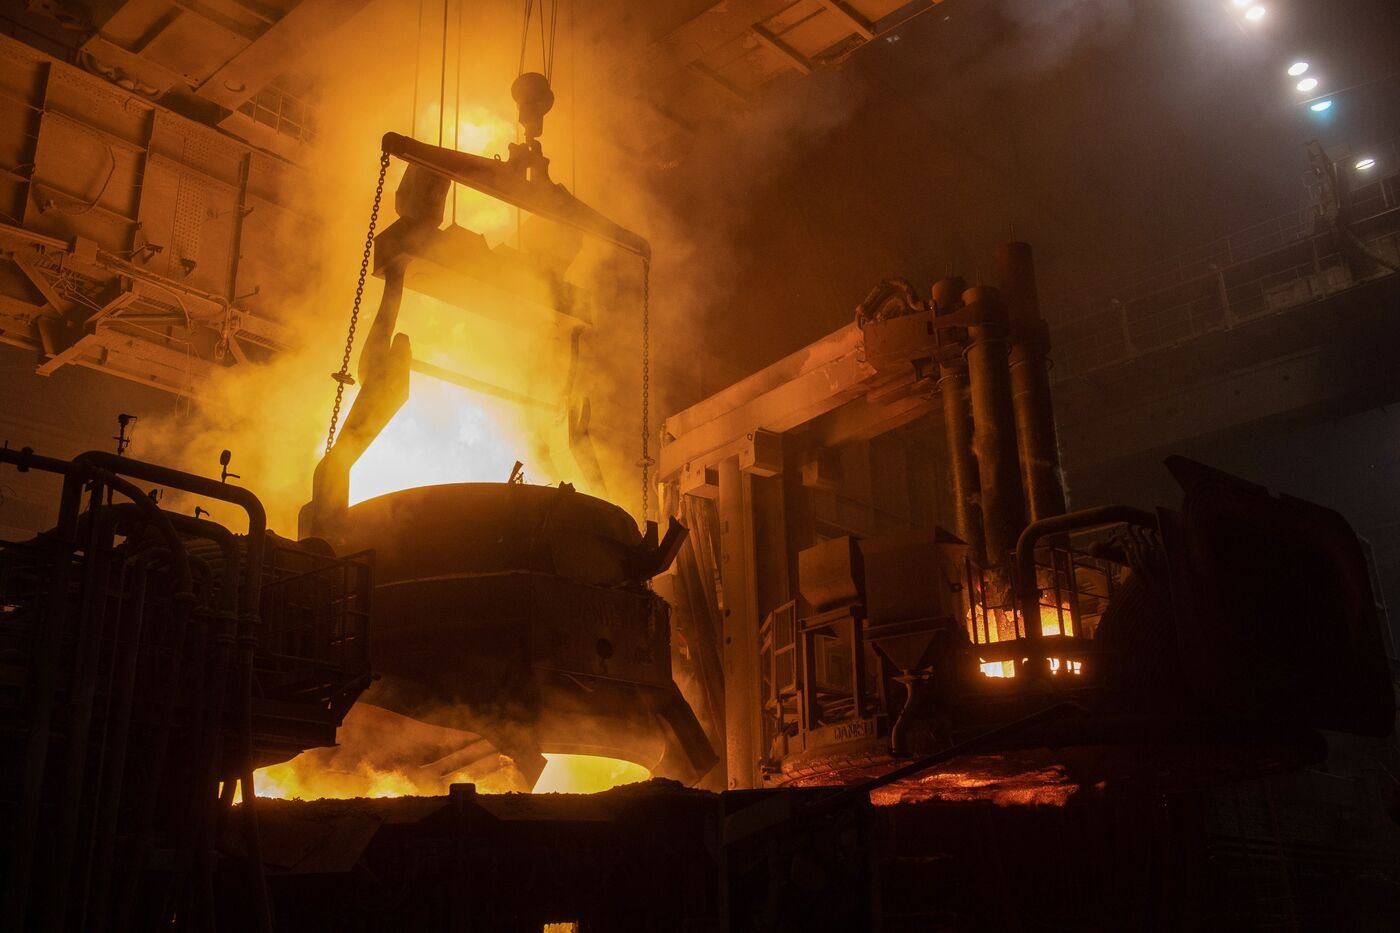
[566,63,865,470]
[931,0,1135,87]
[991,0,1133,73]
[135,0,868,533]
[140,0,569,531]
[252,701,533,799]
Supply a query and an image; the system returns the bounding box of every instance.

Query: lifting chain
[324,151,391,457]
[638,256,653,521]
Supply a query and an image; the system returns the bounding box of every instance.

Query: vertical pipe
[931,276,985,565]
[997,242,1067,522]
[961,285,1027,567]
[71,451,272,933]
[85,553,150,933]
[0,449,192,933]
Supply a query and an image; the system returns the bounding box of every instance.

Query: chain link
[325,151,391,456]
[638,256,652,521]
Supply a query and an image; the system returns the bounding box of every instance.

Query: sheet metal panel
[0,33,302,388]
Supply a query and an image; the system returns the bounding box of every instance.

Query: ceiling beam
[750,23,813,75]
[816,0,875,40]
[195,0,373,111]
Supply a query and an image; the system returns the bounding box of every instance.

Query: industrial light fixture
[1296,77,1318,92]
[1245,6,1267,22]
[1355,157,1376,171]
[1310,100,1334,112]
[1287,61,1310,77]
[1231,0,1250,6]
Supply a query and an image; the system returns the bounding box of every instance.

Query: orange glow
[968,600,1082,679]
[980,660,1016,678]
[348,369,546,504]
[346,106,585,506]
[241,704,651,801]
[240,704,530,801]
[533,755,651,794]
[238,105,633,801]
[868,761,1078,807]
[416,104,518,242]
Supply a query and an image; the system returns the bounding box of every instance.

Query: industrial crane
[301,64,656,539]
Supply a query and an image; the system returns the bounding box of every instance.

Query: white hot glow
[1296,77,1318,92]
[1287,61,1309,77]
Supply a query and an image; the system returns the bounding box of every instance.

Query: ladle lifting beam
[380,131,651,260]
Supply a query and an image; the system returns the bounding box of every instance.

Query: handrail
[1015,506,1158,680]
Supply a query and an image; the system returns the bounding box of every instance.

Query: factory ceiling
[1,0,1397,387]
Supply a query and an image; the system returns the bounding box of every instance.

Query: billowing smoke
[139,0,868,533]
[934,0,1135,86]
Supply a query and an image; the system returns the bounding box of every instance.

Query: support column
[717,457,762,789]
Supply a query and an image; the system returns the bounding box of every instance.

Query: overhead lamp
[1310,100,1333,112]
[1296,77,1318,92]
[1355,158,1376,171]
[1245,6,1267,21]
[1287,61,1309,77]
[1231,0,1250,7]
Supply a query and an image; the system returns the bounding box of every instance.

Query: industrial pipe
[72,450,275,933]
[932,277,986,564]
[960,286,1027,567]
[84,546,159,933]
[73,451,266,613]
[0,447,194,933]
[998,242,1068,522]
[152,519,242,933]
[68,504,238,932]
[70,508,224,933]
[1014,505,1157,680]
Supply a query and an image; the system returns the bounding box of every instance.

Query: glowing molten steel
[533,756,652,795]
[346,108,585,506]
[247,704,651,799]
[271,107,649,798]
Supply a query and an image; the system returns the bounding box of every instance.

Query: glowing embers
[533,755,651,794]
[787,750,1081,807]
[868,761,1078,808]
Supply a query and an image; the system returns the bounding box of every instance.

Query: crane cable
[518,0,651,521]
[518,0,561,81]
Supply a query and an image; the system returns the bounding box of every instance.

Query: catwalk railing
[1049,140,1400,381]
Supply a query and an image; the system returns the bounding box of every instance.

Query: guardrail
[1048,142,1400,382]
